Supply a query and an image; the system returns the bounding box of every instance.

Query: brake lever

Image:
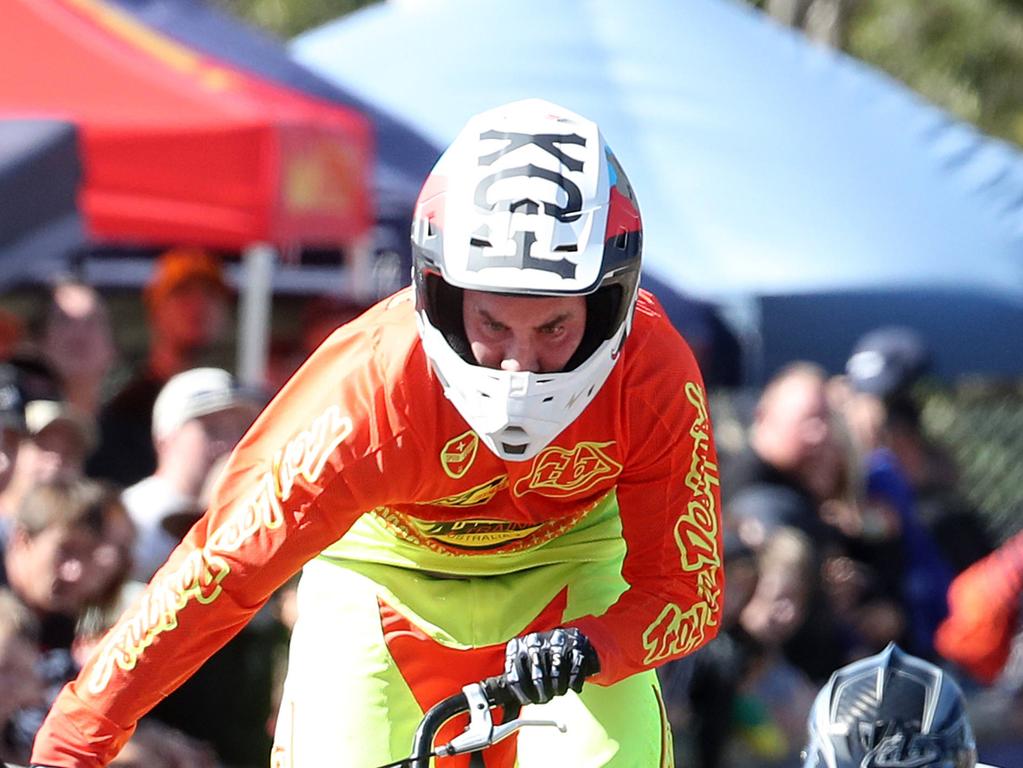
[436,682,566,756]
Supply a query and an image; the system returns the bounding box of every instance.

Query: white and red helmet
[412,99,642,461]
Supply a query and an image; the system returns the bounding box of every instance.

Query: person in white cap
[120,368,260,582]
[0,399,96,527]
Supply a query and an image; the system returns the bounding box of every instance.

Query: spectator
[72,494,139,663]
[0,357,88,528]
[0,362,28,499]
[729,483,821,553]
[808,401,911,660]
[845,326,993,572]
[725,362,835,542]
[2,477,121,638]
[0,588,43,764]
[0,399,96,524]
[739,527,815,649]
[6,352,63,403]
[109,720,217,768]
[299,295,369,355]
[265,295,368,394]
[724,362,847,681]
[844,325,930,403]
[861,439,952,660]
[36,278,118,420]
[659,530,759,768]
[726,474,897,669]
[119,367,270,767]
[729,526,820,767]
[0,477,124,755]
[121,367,261,583]
[837,333,957,659]
[66,517,224,768]
[88,248,232,486]
[885,395,994,573]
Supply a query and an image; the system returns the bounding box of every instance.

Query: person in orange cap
[86,249,232,487]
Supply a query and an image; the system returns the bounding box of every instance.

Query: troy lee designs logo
[86,406,353,695]
[513,441,622,498]
[467,129,587,278]
[441,430,479,479]
[641,382,722,665]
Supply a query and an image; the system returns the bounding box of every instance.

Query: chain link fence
[922,381,1023,544]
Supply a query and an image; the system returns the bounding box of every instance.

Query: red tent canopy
[0,0,372,250]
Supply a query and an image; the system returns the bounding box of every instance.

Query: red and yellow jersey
[33,287,722,767]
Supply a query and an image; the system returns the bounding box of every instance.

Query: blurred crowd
[1,249,1021,767]
[0,248,364,767]
[659,330,1023,767]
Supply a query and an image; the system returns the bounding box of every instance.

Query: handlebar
[382,674,568,768]
[10,675,579,768]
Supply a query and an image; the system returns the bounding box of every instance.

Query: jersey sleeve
[572,306,723,685]
[32,318,422,767]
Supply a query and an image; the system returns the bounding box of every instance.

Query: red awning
[0,0,372,249]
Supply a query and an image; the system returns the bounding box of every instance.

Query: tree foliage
[847,0,1023,146]
[212,0,378,40]
[758,0,1023,146]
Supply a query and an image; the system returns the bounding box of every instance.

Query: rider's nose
[500,338,538,373]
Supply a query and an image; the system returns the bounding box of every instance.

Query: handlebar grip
[482,674,520,707]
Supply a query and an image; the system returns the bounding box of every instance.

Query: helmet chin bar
[417,311,625,462]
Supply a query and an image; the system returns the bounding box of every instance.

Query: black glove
[503,627,600,705]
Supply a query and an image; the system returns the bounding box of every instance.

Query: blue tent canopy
[293,0,1023,380]
[0,118,84,288]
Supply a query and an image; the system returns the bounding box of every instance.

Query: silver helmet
[412,99,642,461]
[803,643,977,768]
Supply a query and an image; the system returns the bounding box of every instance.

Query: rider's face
[463,290,587,374]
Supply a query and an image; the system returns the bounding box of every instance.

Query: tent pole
[348,231,376,302]
[237,242,275,388]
